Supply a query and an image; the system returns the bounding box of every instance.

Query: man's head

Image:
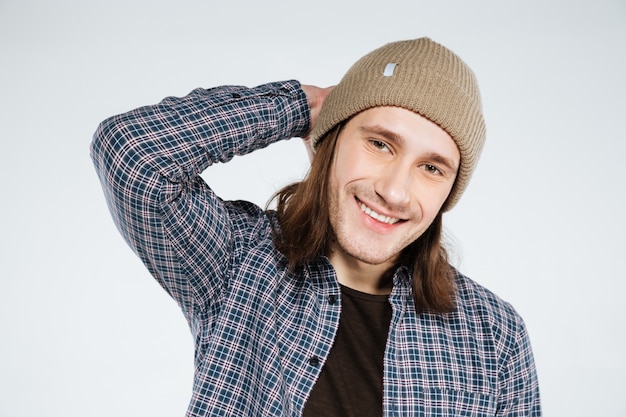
[324,106,460,271]
[273,38,485,310]
[310,37,486,211]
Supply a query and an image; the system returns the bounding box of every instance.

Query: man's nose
[374,163,412,208]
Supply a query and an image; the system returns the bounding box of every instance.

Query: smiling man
[325,107,459,294]
[91,38,541,416]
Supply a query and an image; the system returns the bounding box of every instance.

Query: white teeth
[360,203,400,225]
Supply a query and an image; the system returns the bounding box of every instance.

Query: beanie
[310,38,486,211]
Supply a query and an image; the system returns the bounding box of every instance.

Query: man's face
[327,106,460,269]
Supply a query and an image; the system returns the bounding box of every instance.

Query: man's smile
[357,198,403,225]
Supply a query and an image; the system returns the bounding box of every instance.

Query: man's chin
[336,242,402,267]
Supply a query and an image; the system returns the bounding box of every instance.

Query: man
[91,38,541,416]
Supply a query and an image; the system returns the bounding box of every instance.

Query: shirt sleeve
[90,80,310,320]
[496,316,542,416]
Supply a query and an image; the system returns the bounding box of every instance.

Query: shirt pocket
[413,387,497,416]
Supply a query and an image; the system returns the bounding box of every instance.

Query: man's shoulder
[222,199,277,237]
[221,201,287,260]
[451,269,524,330]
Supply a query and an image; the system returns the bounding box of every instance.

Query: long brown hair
[270,126,455,314]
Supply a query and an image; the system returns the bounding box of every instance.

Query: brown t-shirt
[303,285,392,417]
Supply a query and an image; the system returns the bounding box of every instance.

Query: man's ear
[302,137,315,163]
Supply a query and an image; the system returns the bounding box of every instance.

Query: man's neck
[327,246,395,295]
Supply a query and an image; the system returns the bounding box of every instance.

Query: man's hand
[301,84,334,161]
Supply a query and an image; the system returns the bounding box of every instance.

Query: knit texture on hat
[310,38,486,211]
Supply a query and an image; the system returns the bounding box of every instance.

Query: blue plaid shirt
[91,80,541,416]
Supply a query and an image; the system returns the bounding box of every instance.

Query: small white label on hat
[383,63,398,77]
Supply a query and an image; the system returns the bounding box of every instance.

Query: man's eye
[420,164,442,175]
[370,140,389,151]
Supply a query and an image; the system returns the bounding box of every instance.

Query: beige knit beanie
[310,38,486,211]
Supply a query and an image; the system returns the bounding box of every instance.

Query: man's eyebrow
[358,125,458,173]
[359,125,405,144]
[423,152,459,173]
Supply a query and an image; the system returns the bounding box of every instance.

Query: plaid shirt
[91,80,541,416]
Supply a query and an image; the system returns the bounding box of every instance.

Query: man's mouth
[359,201,401,225]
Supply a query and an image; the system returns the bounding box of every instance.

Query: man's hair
[270,125,455,314]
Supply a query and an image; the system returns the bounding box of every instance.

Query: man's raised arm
[90,80,316,317]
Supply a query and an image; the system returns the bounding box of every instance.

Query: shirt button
[308,356,320,366]
[232,93,241,99]
[327,295,337,305]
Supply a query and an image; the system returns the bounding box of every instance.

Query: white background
[1,0,625,416]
